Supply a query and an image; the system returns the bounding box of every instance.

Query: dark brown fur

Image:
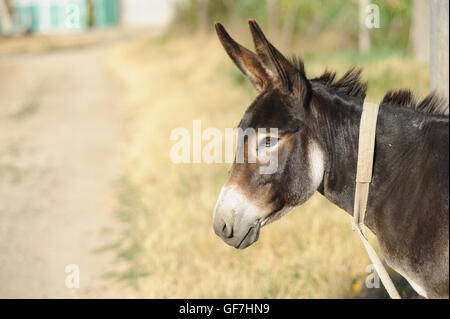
[214,20,449,298]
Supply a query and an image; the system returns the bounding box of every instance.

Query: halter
[352,102,401,299]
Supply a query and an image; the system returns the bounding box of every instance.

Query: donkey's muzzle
[213,217,261,249]
[213,186,262,249]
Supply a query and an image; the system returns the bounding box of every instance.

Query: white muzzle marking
[213,186,262,248]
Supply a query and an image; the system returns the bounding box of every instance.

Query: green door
[93,0,119,27]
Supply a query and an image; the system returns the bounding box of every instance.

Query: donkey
[212,20,449,298]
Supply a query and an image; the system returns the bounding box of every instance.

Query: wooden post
[430,0,449,100]
[411,0,430,62]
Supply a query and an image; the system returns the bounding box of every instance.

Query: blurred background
[0,0,448,298]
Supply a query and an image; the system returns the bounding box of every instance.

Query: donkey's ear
[248,20,304,94]
[215,23,269,92]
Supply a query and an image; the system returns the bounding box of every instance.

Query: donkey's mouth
[261,206,284,227]
[261,206,293,227]
[236,222,261,249]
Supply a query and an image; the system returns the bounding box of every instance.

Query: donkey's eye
[259,136,279,150]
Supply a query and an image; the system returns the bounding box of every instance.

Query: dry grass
[104,34,428,298]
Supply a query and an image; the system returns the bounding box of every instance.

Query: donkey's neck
[307,86,372,228]
[307,85,447,234]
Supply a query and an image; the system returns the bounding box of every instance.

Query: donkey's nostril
[222,220,233,238]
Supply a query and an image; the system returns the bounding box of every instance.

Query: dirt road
[0,44,126,298]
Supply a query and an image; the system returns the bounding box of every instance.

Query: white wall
[121,0,175,27]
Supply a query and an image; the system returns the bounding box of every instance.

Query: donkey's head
[213,20,326,249]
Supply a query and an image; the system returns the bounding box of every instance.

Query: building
[0,0,175,36]
[121,0,174,28]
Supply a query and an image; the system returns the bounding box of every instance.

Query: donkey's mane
[291,55,448,117]
[290,56,367,100]
[310,68,368,100]
[381,89,449,116]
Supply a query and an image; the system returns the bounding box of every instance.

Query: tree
[197,0,209,34]
[0,0,12,36]
[267,0,280,38]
